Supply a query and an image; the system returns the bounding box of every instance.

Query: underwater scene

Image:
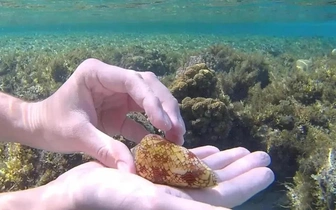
[1,0,336,209]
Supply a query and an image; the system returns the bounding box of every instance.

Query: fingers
[141,72,186,145]
[83,59,185,145]
[176,148,273,208]
[79,123,136,173]
[155,193,231,210]
[202,147,251,171]
[85,60,172,130]
[214,167,275,207]
[215,151,271,182]
[189,146,220,159]
[199,147,270,182]
[123,71,173,132]
[179,167,274,208]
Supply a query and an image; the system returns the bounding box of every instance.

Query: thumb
[79,124,136,173]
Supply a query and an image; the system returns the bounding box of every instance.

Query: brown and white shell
[131,134,218,188]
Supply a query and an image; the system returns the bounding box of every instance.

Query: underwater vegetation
[0,143,92,191]
[1,37,336,210]
[169,63,233,147]
[0,45,181,101]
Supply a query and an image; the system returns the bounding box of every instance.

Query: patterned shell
[131,134,218,188]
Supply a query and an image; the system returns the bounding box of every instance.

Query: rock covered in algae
[0,142,92,192]
[118,46,178,76]
[167,63,234,148]
[295,59,312,71]
[312,147,336,210]
[131,134,218,188]
[169,63,219,102]
[180,97,232,147]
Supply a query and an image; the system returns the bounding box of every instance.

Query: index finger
[81,59,181,142]
[141,71,186,145]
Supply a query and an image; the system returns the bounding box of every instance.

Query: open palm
[50,145,274,210]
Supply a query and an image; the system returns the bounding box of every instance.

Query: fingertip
[165,104,186,137]
[262,167,275,186]
[163,116,186,145]
[144,99,173,132]
[224,167,275,196]
[173,116,186,136]
[164,132,184,145]
[248,167,275,194]
[251,151,272,167]
[117,160,137,174]
[162,112,173,130]
[82,125,136,172]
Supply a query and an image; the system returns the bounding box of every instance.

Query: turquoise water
[1,1,336,210]
[0,0,335,36]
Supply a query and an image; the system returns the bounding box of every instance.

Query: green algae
[244,60,336,209]
[0,142,92,192]
[170,63,220,101]
[169,47,336,209]
[0,34,336,209]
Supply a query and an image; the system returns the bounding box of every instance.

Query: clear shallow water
[0,0,335,36]
[0,1,336,210]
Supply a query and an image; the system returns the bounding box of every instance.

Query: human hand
[42,145,273,210]
[31,58,186,172]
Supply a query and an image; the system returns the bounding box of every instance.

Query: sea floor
[1,31,335,59]
[1,31,335,209]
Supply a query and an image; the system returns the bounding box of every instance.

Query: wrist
[0,185,72,210]
[0,183,74,210]
[0,92,44,147]
[0,188,43,210]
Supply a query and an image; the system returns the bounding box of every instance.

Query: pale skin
[0,58,275,210]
